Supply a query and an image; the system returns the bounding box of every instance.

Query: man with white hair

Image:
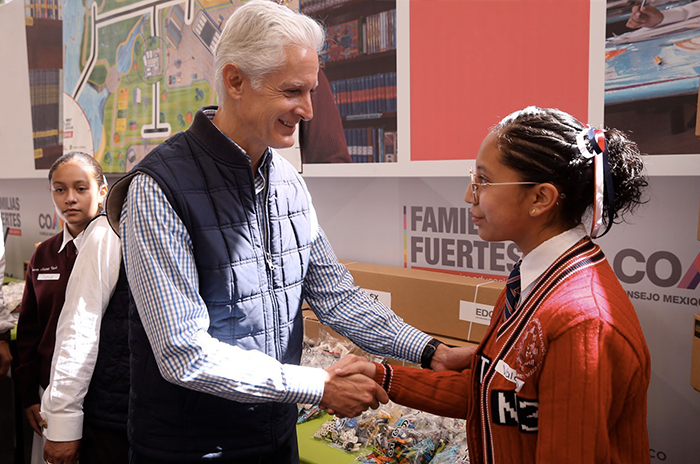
[107,1,471,462]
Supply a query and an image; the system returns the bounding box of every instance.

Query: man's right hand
[24,404,43,435]
[44,439,80,464]
[320,354,388,418]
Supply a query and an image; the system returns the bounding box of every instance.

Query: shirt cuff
[42,411,83,442]
[279,364,328,405]
[392,325,433,364]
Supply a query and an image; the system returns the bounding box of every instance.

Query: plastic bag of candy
[311,402,404,453]
[313,416,366,452]
[297,403,326,424]
[357,409,447,464]
[430,433,469,464]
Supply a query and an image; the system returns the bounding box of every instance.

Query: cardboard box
[302,309,347,344]
[302,312,478,369]
[692,313,700,393]
[345,262,503,343]
[430,333,479,349]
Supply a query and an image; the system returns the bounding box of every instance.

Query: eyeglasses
[467,168,539,204]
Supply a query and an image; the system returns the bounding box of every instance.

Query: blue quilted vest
[106,107,312,461]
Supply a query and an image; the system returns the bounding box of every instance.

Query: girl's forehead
[52,161,95,181]
[476,133,503,169]
[55,160,92,173]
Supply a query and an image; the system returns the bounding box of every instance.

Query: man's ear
[529,183,560,217]
[221,63,244,100]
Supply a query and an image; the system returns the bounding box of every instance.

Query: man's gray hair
[214,0,325,108]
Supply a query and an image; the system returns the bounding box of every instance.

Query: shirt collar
[58,216,99,254]
[58,227,75,253]
[520,225,587,299]
[204,108,272,189]
[205,109,248,153]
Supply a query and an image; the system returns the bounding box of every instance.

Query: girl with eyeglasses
[338,106,651,464]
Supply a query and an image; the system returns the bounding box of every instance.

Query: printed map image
[64,0,298,173]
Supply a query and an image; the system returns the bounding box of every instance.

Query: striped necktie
[504,261,521,320]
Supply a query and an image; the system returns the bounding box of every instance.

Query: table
[297,416,360,464]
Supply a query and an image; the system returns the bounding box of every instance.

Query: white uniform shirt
[41,215,121,441]
[519,225,588,303]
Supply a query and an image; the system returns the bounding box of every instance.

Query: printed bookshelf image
[24,0,61,19]
[301,0,398,164]
[330,72,396,117]
[25,0,63,169]
[345,128,397,163]
[320,7,396,63]
[299,0,353,15]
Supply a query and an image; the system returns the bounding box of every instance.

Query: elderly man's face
[235,45,319,158]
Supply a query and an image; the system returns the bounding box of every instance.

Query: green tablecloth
[297,416,360,464]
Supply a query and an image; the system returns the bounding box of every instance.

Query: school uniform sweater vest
[109,108,312,461]
[83,263,130,431]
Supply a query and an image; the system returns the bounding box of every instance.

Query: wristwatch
[421,338,443,369]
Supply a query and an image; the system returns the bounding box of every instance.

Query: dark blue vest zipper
[255,162,281,360]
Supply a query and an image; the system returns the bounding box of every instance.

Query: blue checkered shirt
[120,128,430,406]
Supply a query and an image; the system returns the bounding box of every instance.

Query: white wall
[0,0,42,180]
[1,179,57,278]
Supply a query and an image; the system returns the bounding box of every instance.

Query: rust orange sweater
[375,238,651,464]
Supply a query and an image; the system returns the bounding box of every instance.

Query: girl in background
[15,152,106,463]
[339,106,651,464]
[15,152,129,464]
[42,155,130,464]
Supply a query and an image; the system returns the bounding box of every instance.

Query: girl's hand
[24,404,44,435]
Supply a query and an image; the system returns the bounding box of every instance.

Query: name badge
[495,359,524,392]
[37,273,60,281]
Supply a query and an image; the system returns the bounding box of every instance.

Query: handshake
[317,344,476,418]
[319,354,385,419]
